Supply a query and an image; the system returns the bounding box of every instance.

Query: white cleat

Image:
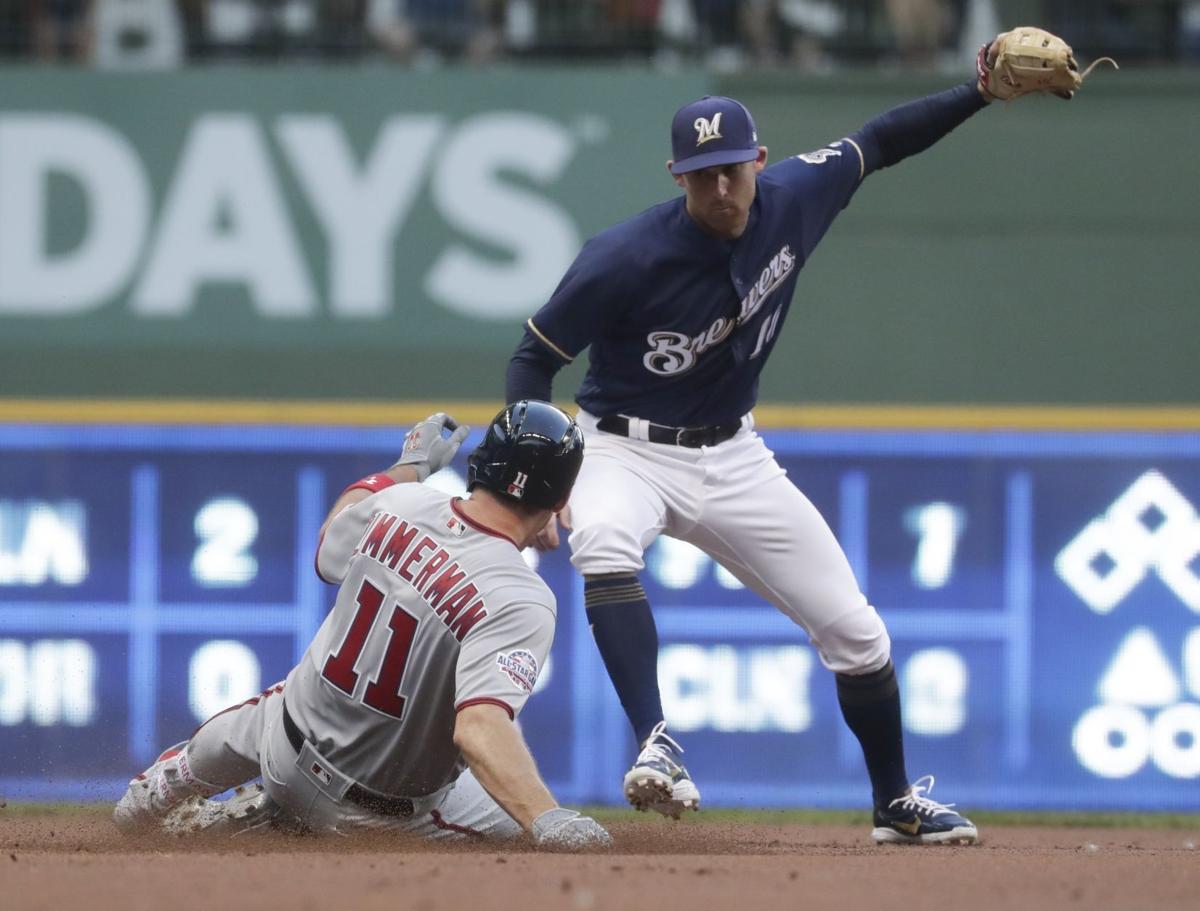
[622,722,701,820]
[162,783,273,836]
[113,742,189,833]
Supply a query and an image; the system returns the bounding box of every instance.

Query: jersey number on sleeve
[749,306,783,360]
[321,579,419,719]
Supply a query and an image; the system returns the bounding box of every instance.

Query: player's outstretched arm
[850,79,988,178]
[454,704,611,849]
[319,464,422,537]
[454,704,556,827]
[318,412,469,535]
[852,28,1114,178]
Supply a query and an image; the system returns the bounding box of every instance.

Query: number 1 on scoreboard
[904,502,966,590]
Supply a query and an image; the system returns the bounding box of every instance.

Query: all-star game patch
[495,649,539,693]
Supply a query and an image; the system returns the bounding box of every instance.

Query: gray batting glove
[393,413,470,482]
[531,807,612,850]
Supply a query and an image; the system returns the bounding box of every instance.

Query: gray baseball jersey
[285,483,555,798]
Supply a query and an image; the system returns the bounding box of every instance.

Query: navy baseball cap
[669,95,760,175]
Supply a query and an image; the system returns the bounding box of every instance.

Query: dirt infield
[2,808,1198,911]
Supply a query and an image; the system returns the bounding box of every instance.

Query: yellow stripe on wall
[2,399,1200,430]
[751,405,1200,431]
[0,399,507,426]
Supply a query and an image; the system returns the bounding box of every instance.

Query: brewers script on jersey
[522,143,838,425]
[507,79,1005,844]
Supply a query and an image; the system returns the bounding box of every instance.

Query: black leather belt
[281,701,415,818]
[596,415,741,448]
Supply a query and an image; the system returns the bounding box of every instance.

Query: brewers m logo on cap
[694,112,723,146]
[670,96,760,176]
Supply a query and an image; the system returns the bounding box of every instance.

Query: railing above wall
[0,1,1195,69]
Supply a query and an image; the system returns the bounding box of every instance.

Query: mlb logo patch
[446,516,466,537]
[310,761,332,786]
[507,471,529,499]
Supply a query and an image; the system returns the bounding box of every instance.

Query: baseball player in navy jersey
[114,404,611,850]
[500,40,1063,846]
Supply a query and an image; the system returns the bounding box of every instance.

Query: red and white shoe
[113,742,194,833]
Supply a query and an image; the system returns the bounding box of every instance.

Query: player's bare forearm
[454,703,558,831]
[319,464,423,536]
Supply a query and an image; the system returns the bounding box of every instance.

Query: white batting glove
[531,808,612,850]
[393,413,470,481]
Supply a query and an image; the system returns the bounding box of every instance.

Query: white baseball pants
[568,411,891,675]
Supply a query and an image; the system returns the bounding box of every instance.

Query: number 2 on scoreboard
[321,579,418,719]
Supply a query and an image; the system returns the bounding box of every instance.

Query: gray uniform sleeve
[454,599,555,719]
[316,485,427,584]
[315,497,377,584]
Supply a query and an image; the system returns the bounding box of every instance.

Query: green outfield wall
[0,66,1195,405]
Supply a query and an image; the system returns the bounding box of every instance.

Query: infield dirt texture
[3,807,1198,911]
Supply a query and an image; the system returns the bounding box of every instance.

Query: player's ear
[754,146,768,171]
[667,160,686,188]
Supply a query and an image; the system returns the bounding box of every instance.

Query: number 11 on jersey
[322,579,419,719]
[749,307,783,360]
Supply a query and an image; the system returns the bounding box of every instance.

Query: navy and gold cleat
[622,722,701,820]
[872,775,979,845]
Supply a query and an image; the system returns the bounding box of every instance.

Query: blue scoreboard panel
[1,423,1198,810]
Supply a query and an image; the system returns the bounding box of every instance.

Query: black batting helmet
[467,401,584,509]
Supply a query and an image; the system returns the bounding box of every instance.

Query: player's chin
[706,209,748,238]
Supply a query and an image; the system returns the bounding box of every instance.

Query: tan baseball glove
[976,27,1117,102]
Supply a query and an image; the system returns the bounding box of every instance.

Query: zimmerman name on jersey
[352,510,489,642]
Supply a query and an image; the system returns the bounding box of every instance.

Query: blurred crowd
[1,1,1197,68]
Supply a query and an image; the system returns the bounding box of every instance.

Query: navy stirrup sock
[836,660,910,806]
[584,574,663,745]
